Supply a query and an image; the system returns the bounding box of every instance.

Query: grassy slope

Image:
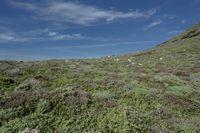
[0,23,200,133]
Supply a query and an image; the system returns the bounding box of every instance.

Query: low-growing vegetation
[0,23,200,132]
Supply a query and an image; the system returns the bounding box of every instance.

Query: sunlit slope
[0,23,200,132]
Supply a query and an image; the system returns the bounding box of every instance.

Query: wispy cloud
[168,30,184,34]
[0,33,26,42]
[51,33,84,40]
[49,40,159,50]
[0,31,83,43]
[181,20,186,24]
[0,29,117,43]
[147,20,162,28]
[9,1,157,25]
[43,28,84,40]
[164,14,176,20]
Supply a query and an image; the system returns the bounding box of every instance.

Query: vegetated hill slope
[0,23,200,133]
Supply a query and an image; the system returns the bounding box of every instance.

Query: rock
[5,68,20,75]
[15,78,41,91]
[19,128,39,133]
[128,59,132,62]
[115,58,119,62]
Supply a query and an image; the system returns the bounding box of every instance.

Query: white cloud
[148,20,162,28]
[51,33,84,40]
[0,29,113,43]
[168,30,184,34]
[164,14,176,20]
[49,40,158,50]
[48,31,58,37]
[10,1,157,25]
[44,29,84,40]
[0,33,26,42]
[9,1,37,10]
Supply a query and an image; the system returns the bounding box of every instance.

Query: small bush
[190,72,200,88]
[0,113,55,133]
[174,123,197,133]
[93,91,114,100]
[123,80,151,97]
[36,99,52,114]
[165,86,193,97]
[0,77,15,86]
[190,91,200,104]
[0,107,25,121]
[133,87,151,97]
[93,91,117,107]
[6,91,39,111]
[154,73,184,86]
[123,80,139,90]
[64,90,92,106]
[96,109,129,132]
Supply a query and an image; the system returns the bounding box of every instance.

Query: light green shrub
[36,99,52,114]
[0,107,24,121]
[165,86,193,97]
[154,73,184,86]
[93,91,115,100]
[0,114,55,133]
[123,80,151,97]
[190,72,200,88]
[174,124,197,133]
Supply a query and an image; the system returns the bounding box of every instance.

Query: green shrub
[165,86,193,97]
[5,91,39,111]
[63,90,92,108]
[123,80,151,97]
[0,77,15,88]
[96,109,129,132]
[0,113,55,133]
[36,99,52,114]
[190,91,200,104]
[190,72,200,88]
[133,87,151,97]
[0,107,24,121]
[93,91,117,107]
[123,80,139,90]
[93,91,114,100]
[124,106,156,132]
[154,73,184,86]
[174,123,197,133]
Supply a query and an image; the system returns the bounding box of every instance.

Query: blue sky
[0,0,199,60]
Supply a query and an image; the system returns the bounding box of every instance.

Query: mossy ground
[0,23,200,132]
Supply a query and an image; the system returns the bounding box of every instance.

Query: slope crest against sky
[0,0,199,60]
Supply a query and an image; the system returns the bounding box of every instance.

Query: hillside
[0,23,200,133]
